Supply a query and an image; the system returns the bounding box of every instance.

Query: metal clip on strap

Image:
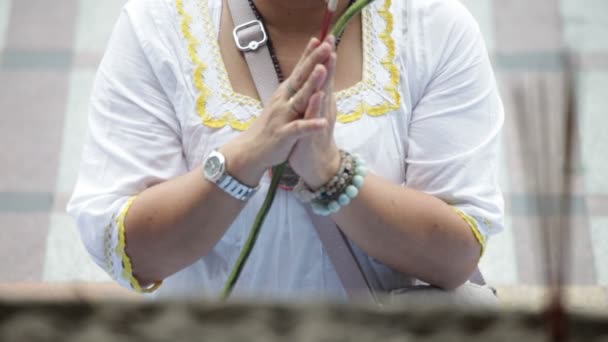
[233,20,268,52]
[226,0,279,104]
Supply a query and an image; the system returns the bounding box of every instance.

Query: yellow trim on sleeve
[452,208,487,256]
[116,196,162,293]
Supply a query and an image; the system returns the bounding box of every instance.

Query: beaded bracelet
[294,150,351,204]
[314,151,354,200]
[308,152,367,216]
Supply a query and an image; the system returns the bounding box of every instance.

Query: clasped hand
[224,36,340,189]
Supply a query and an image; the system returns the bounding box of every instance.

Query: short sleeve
[404,0,505,252]
[67,4,187,292]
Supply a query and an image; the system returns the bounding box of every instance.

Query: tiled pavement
[0,0,607,289]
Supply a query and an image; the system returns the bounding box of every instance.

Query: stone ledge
[0,300,607,342]
[0,283,606,313]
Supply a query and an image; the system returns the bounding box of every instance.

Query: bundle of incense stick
[320,0,339,41]
[510,53,578,342]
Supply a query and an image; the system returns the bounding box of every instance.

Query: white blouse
[67,0,504,300]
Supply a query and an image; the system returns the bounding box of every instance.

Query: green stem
[331,0,375,38]
[219,0,376,301]
[219,163,286,300]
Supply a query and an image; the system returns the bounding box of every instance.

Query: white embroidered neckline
[176,0,401,131]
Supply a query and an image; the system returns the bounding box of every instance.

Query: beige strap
[225,0,279,103]
[306,208,377,303]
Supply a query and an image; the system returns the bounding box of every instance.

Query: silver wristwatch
[202,150,259,201]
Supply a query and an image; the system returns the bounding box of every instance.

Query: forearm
[332,173,482,289]
[124,144,265,286]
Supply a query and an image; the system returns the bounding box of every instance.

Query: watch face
[204,155,223,180]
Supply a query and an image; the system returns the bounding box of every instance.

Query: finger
[318,53,338,118]
[287,41,334,93]
[280,118,328,141]
[324,52,338,92]
[324,35,336,49]
[303,91,325,120]
[288,64,327,114]
[278,38,320,99]
[302,37,321,59]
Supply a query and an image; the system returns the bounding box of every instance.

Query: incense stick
[320,0,339,42]
[510,53,577,342]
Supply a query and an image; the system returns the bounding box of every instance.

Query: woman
[68,0,504,300]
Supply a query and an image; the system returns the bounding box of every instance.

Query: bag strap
[225,0,485,303]
[306,208,378,302]
[225,0,280,103]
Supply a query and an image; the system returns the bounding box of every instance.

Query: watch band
[216,173,258,201]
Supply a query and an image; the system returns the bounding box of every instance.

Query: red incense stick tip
[319,11,333,42]
[319,0,338,42]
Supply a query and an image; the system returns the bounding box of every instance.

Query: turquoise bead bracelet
[311,154,367,216]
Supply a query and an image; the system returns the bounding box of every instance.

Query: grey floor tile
[74,0,124,54]
[588,195,608,217]
[72,52,104,69]
[590,217,608,285]
[55,70,96,195]
[497,135,512,197]
[5,0,77,50]
[566,217,599,285]
[494,51,568,72]
[0,0,11,50]
[0,213,49,281]
[494,0,563,53]
[480,215,519,285]
[510,215,597,286]
[561,0,608,52]
[1,49,73,70]
[43,213,110,282]
[579,71,608,194]
[510,216,545,285]
[0,192,53,212]
[0,71,68,192]
[460,0,495,52]
[497,71,583,194]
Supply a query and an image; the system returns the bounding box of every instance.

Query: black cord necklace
[247,0,355,83]
[246,0,355,190]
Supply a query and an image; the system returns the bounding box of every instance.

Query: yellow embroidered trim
[103,221,114,276]
[179,0,400,130]
[336,0,402,123]
[116,196,162,293]
[453,208,487,256]
[198,1,263,109]
[177,0,257,131]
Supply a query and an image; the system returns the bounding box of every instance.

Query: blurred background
[0,0,606,306]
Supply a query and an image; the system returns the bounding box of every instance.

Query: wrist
[305,146,341,190]
[309,152,367,216]
[218,142,266,187]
